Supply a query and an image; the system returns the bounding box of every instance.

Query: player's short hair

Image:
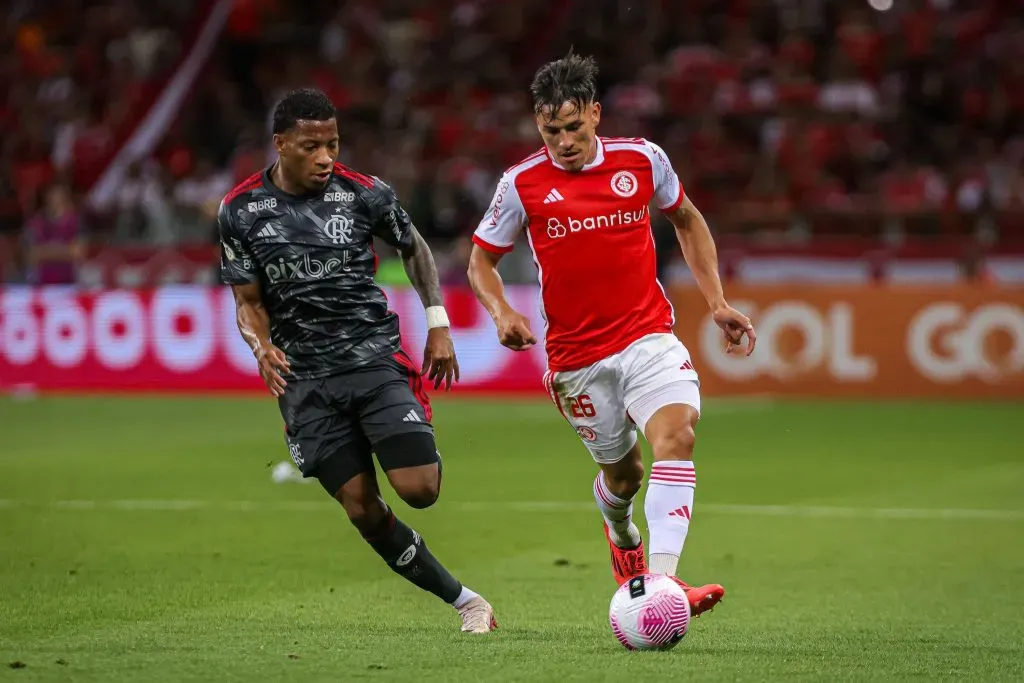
[272,88,337,134]
[530,50,599,120]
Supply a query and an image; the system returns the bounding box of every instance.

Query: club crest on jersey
[610,171,638,198]
[323,213,355,244]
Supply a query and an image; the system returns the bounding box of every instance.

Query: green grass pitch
[1,395,1022,682]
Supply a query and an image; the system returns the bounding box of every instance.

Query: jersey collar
[546,137,605,171]
[262,164,327,202]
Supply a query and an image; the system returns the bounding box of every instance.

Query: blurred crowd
[2,0,1023,285]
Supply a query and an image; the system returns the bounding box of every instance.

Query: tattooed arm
[396,226,459,390]
[398,226,444,309]
[369,176,459,390]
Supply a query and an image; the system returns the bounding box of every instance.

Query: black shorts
[278,351,436,494]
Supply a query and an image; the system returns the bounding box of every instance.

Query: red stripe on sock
[647,473,696,483]
[594,475,628,509]
[649,474,696,482]
[649,473,696,482]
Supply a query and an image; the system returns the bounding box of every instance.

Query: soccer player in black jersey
[218,88,496,633]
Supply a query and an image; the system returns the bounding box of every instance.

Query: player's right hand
[495,308,537,351]
[713,304,757,356]
[255,342,291,397]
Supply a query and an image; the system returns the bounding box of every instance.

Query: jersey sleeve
[646,140,686,212]
[472,174,527,254]
[217,200,259,285]
[366,177,415,251]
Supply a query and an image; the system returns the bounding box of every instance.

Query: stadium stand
[2,0,1022,286]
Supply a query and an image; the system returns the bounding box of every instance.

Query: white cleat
[458,596,498,634]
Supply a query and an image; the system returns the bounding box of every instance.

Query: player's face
[536,101,601,173]
[274,118,340,192]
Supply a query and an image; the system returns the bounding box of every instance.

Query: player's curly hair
[272,88,337,134]
[530,49,599,120]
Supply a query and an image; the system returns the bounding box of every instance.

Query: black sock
[362,507,462,604]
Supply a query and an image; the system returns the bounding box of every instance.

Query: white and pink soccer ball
[609,574,691,651]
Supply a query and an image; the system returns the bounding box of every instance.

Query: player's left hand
[712,304,757,356]
[422,327,460,391]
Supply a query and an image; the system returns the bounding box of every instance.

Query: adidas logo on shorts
[402,410,420,423]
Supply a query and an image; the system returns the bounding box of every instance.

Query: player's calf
[335,471,490,628]
[359,504,461,598]
[601,450,644,500]
[340,494,391,537]
[597,445,645,550]
[595,445,647,584]
[360,505,491,628]
[642,403,699,578]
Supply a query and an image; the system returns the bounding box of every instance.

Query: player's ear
[591,101,601,127]
[272,132,287,155]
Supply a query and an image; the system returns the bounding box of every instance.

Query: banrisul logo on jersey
[264,253,351,283]
[545,206,649,239]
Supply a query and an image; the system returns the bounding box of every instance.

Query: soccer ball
[609,574,691,651]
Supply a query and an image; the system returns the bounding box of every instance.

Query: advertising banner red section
[0,286,548,394]
[2,285,1022,398]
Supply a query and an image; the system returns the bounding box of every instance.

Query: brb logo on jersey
[247,198,277,213]
[545,206,649,239]
[323,213,355,244]
[610,171,638,198]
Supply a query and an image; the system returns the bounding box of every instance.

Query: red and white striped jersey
[473,136,686,372]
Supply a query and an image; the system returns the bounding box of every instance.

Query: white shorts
[542,333,701,464]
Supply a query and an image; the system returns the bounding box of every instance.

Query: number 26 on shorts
[567,394,596,418]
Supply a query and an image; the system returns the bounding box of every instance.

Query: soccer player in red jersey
[467,52,756,617]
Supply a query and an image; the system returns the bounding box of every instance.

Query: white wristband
[425,306,450,329]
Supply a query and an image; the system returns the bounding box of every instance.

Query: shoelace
[622,550,646,576]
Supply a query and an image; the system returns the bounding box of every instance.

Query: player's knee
[391,462,441,509]
[397,478,440,510]
[378,432,442,509]
[332,473,390,535]
[651,423,696,462]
